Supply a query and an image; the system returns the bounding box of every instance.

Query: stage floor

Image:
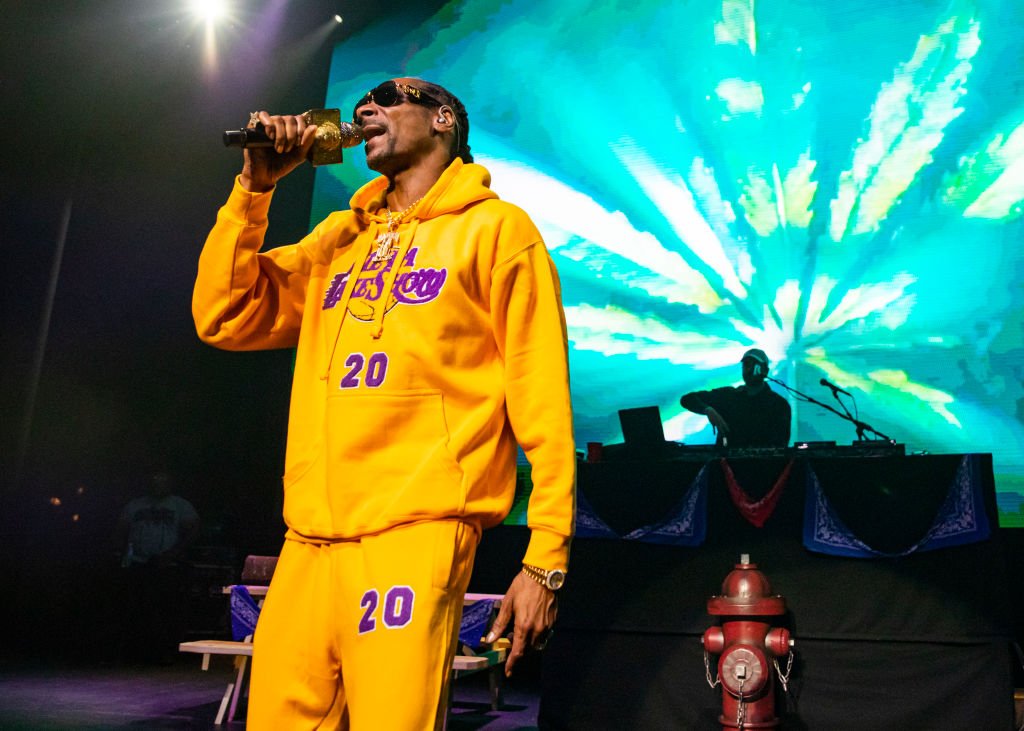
[0,655,542,730]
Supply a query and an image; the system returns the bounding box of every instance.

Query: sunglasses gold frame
[353,81,443,119]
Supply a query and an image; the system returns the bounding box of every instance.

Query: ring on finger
[534,628,554,651]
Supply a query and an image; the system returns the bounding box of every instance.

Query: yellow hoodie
[193,159,575,569]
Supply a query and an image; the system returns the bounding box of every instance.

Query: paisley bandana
[803,454,990,557]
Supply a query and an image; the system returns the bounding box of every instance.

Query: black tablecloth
[471,453,1016,730]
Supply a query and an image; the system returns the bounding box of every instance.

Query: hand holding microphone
[226,109,363,192]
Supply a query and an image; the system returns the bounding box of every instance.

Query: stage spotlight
[334,15,343,24]
[189,0,228,23]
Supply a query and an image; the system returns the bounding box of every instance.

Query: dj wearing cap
[679,348,791,448]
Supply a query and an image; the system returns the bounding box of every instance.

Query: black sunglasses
[352,81,443,120]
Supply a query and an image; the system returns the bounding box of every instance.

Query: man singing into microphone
[680,348,791,448]
[192,78,575,729]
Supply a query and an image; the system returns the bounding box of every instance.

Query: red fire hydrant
[702,554,794,730]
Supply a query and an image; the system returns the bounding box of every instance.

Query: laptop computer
[617,405,667,456]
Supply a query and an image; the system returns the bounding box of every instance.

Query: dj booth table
[471,452,1016,730]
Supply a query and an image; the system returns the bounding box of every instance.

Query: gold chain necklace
[372,196,423,263]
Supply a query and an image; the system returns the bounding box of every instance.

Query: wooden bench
[178,639,253,725]
[180,590,508,725]
[178,555,277,724]
[445,635,511,731]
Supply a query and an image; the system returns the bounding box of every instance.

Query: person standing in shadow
[114,471,199,663]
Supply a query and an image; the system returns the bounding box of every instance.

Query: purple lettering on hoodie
[391,247,448,304]
[321,246,448,313]
[393,268,448,304]
[322,272,348,310]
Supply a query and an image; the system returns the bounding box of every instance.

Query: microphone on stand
[222,109,363,166]
[819,378,852,397]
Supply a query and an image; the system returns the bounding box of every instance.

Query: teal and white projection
[312,0,1024,526]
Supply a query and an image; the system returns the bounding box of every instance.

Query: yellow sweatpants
[248,519,479,730]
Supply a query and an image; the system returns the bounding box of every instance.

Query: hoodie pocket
[324,389,466,526]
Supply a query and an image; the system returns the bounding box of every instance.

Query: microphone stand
[766,377,897,444]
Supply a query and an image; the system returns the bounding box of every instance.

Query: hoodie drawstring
[321,221,380,380]
[371,218,419,339]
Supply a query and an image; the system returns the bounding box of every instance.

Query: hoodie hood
[335,158,500,339]
[350,158,499,226]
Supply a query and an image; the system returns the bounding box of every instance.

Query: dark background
[2,2,1023,683]
[0,0,441,656]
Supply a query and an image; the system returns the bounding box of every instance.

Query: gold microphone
[223,108,363,166]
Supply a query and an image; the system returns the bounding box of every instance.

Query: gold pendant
[373,230,399,263]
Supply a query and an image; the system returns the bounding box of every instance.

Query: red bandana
[720,458,794,527]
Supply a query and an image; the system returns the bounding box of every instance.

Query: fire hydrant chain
[735,679,746,730]
[773,651,794,693]
[704,648,722,689]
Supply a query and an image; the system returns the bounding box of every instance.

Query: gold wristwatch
[522,563,566,591]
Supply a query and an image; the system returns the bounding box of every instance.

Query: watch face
[547,570,566,590]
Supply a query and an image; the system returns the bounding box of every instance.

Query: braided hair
[414,80,474,164]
